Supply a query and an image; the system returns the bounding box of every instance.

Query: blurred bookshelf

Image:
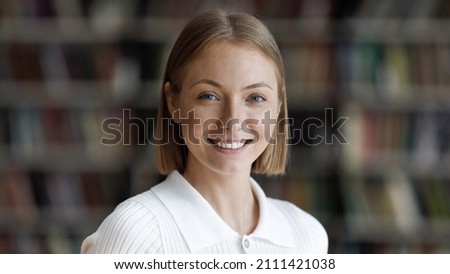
[0,0,449,253]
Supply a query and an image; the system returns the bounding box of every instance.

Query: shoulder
[268,198,329,253]
[81,190,163,253]
[268,198,319,226]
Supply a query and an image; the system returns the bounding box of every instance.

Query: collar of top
[151,170,296,252]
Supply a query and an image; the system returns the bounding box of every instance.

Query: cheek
[243,109,278,144]
[178,107,217,143]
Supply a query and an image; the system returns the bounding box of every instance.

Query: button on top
[243,239,250,248]
[242,236,254,253]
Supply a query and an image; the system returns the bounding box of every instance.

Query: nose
[220,98,243,132]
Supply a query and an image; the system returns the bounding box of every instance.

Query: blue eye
[248,95,265,103]
[198,93,218,101]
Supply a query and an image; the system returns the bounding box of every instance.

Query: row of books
[340,171,450,235]
[283,42,450,99]
[7,106,87,146]
[0,0,447,20]
[336,43,450,99]
[0,107,156,172]
[0,41,166,84]
[282,165,450,224]
[0,226,84,254]
[0,168,130,223]
[343,106,450,172]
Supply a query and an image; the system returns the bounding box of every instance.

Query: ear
[164,82,179,123]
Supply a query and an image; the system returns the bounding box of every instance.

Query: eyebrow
[190,79,222,89]
[190,79,273,91]
[244,82,273,91]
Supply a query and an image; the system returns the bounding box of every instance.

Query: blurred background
[0,0,449,253]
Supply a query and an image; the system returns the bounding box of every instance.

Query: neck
[182,161,259,235]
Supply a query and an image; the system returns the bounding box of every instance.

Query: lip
[212,142,249,154]
[218,139,245,143]
[207,138,251,154]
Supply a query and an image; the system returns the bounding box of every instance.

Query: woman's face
[168,41,280,176]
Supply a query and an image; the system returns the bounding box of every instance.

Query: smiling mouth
[206,138,253,150]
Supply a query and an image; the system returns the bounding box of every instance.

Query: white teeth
[216,142,245,149]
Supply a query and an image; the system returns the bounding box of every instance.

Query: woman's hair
[156,9,289,175]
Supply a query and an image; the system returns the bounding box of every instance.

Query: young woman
[81,9,328,254]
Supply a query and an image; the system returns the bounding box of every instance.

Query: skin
[165,40,280,235]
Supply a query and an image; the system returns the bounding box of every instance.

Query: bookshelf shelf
[1,0,449,254]
[343,216,450,242]
[0,81,161,107]
[341,19,450,43]
[0,150,136,172]
[0,18,184,43]
[2,17,450,43]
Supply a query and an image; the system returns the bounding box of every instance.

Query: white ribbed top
[81,171,328,254]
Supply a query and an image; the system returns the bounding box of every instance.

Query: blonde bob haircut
[156,9,289,176]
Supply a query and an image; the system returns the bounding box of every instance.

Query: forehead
[201,40,265,57]
[182,40,278,85]
[197,40,273,66]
